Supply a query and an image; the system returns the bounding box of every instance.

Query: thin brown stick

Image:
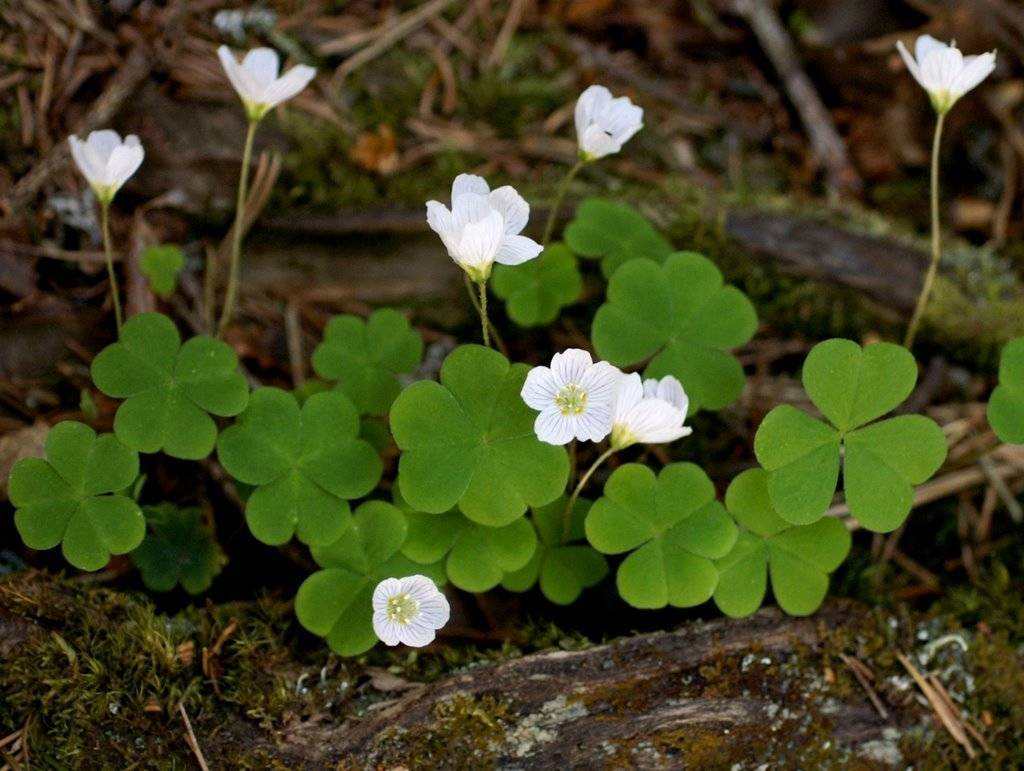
[896,652,975,759]
[486,0,527,68]
[178,703,210,771]
[839,654,889,719]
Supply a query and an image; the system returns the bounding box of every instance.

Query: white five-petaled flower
[610,373,692,450]
[521,349,620,446]
[896,35,996,114]
[372,575,450,648]
[574,85,644,161]
[217,46,316,121]
[68,130,144,205]
[426,174,543,282]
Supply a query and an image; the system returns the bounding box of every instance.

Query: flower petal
[242,47,281,91]
[261,64,316,108]
[574,85,612,139]
[454,210,504,269]
[398,620,437,647]
[612,372,644,422]
[915,34,947,64]
[106,144,144,189]
[372,577,403,611]
[521,366,560,410]
[451,192,494,229]
[452,173,490,200]
[575,403,613,442]
[577,360,621,407]
[921,45,964,93]
[896,39,925,91]
[372,611,403,645]
[535,407,575,445]
[69,135,105,185]
[488,186,529,235]
[550,348,594,385]
[494,234,543,266]
[218,45,261,103]
[580,124,622,159]
[951,52,996,98]
[85,130,123,164]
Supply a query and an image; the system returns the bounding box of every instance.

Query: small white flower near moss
[610,373,692,450]
[372,575,450,647]
[896,35,996,114]
[217,46,316,122]
[426,174,542,283]
[521,348,620,445]
[574,85,644,161]
[68,130,144,205]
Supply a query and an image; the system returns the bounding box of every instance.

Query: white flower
[68,130,144,205]
[217,46,316,121]
[574,85,644,160]
[896,35,996,114]
[372,575,450,647]
[610,373,692,449]
[426,174,542,282]
[521,349,621,445]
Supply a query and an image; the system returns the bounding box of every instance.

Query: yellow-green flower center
[386,592,418,625]
[555,384,588,416]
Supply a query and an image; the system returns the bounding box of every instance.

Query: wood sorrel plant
[9,54,1020,657]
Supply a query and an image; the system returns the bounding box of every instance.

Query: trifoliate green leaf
[501,497,608,605]
[90,312,249,459]
[585,463,737,609]
[139,245,185,297]
[988,337,1024,444]
[491,243,583,327]
[591,252,757,412]
[390,344,569,526]
[8,421,143,571]
[564,198,673,277]
[754,339,947,532]
[130,503,226,594]
[296,501,445,656]
[217,388,382,546]
[312,308,423,415]
[713,469,851,617]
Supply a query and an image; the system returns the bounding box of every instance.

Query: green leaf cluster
[564,198,673,277]
[988,337,1024,444]
[91,313,249,459]
[312,308,423,415]
[491,243,583,326]
[501,497,608,605]
[714,469,851,617]
[591,252,757,411]
[8,421,143,571]
[217,388,382,546]
[390,345,569,526]
[754,339,946,532]
[295,501,444,655]
[130,503,226,594]
[139,245,185,297]
[586,463,737,609]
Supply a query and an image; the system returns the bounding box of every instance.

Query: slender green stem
[541,159,585,246]
[904,111,945,350]
[562,446,616,540]
[99,201,123,332]
[463,273,507,354]
[203,245,217,333]
[478,279,490,347]
[218,118,259,336]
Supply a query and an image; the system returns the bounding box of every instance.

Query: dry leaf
[350,125,400,175]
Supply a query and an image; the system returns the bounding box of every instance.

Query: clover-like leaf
[988,337,1024,444]
[296,501,445,656]
[754,339,947,532]
[8,421,143,571]
[390,345,569,526]
[501,497,608,605]
[130,503,226,594]
[713,469,851,618]
[585,463,737,609]
[139,245,185,297]
[217,388,382,546]
[491,243,583,327]
[591,252,757,412]
[564,198,673,277]
[90,312,249,459]
[312,308,423,415]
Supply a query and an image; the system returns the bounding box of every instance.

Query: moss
[366,694,513,770]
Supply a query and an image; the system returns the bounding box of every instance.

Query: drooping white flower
[68,130,144,205]
[372,575,450,647]
[426,174,543,282]
[896,35,996,114]
[610,372,692,450]
[217,46,316,121]
[521,349,621,446]
[574,85,644,161]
